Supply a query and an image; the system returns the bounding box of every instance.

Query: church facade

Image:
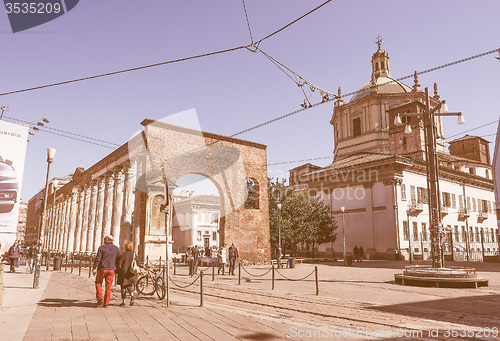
[290,43,499,261]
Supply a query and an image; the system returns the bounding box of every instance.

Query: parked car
[0,155,18,213]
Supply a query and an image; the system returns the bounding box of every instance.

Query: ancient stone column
[66,188,79,253]
[87,181,98,253]
[112,168,125,247]
[74,189,85,253]
[122,163,136,243]
[94,178,106,251]
[60,196,69,252]
[56,200,65,252]
[80,185,91,253]
[52,200,61,251]
[102,173,115,239]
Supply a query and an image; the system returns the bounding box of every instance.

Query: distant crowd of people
[185,243,239,276]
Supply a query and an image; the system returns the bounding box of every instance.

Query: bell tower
[371,35,391,80]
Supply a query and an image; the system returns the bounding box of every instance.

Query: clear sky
[0,0,499,201]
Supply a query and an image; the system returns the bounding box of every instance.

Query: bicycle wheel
[136,274,155,296]
[155,276,166,300]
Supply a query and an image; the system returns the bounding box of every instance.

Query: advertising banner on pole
[0,120,29,254]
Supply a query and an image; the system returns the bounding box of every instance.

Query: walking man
[93,235,120,308]
[28,242,38,274]
[8,242,21,273]
[277,246,284,269]
[353,245,359,262]
[228,243,238,275]
[192,245,200,276]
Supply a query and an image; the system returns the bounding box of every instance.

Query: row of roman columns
[43,162,136,254]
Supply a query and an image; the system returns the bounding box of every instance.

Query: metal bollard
[238,262,241,285]
[65,253,68,271]
[46,252,50,271]
[71,254,74,273]
[78,256,82,276]
[200,270,204,307]
[212,262,215,281]
[272,264,275,290]
[315,266,319,295]
[174,259,176,276]
[89,256,93,278]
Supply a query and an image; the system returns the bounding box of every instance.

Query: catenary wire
[444,120,499,140]
[2,115,121,147]
[241,0,254,44]
[0,45,250,97]
[255,0,332,44]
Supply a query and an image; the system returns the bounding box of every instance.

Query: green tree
[268,179,337,257]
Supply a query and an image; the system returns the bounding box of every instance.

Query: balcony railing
[477,210,488,223]
[408,200,424,216]
[458,208,469,221]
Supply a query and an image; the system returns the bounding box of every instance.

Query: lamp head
[0,106,8,112]
[340,206,345,212]
[47,148,56,163]
[457,113,465,125]
[405,124,412,134]
[394,114,402,126]
[440,100,449,114]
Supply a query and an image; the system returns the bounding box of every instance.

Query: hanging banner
[0,120,29,254]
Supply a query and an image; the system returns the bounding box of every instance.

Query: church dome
[350,76,412,102]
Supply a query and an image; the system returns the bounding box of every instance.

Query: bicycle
[135,263,166,300]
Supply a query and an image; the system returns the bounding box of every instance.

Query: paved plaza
[1,260,500,340]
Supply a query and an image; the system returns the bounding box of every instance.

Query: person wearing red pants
[93,235,120,307]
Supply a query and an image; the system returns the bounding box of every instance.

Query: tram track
[162,275,498,340]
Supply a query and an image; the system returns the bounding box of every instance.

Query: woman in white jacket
[217,245,227,275]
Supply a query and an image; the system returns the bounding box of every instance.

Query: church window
[451,194,456,208]
[244,178,260,209]
[412,222,419,241]
[417,187,428,204]
[352,117,361,137]
[410,186,416,203]
[454,226,459,242]
[400,184,406,200]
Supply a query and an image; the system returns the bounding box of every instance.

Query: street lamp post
[341,206,346,265]
[33,148,56,289]
[277,203,282,250]
[394,87,464,268]
[406,209,413,264]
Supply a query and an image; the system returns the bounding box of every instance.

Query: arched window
[244,178,260,209]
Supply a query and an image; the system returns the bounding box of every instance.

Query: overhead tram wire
[241,0,254,44]
[444,119,499,140]
[3,115,120,148]
[0,45,250,97]
[0,2,334,97]
[231,47,500,138]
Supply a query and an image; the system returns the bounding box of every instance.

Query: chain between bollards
[272,264,275,290]
[315,266,319,295]
[200,270,204,307]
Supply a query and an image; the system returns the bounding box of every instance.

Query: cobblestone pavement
[1,260,500,340]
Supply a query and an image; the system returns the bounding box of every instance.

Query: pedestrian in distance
[28,242,38,274]
[228,243,239,275]
[186,247,193,276]
[277,246,284,269]
[192,245,200,277]
[116,241,139,306]
[217,244,227,275]
[93,235,120,308]
[8,241,21,273]
[353,245,359,262]
[358,245,364,262]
